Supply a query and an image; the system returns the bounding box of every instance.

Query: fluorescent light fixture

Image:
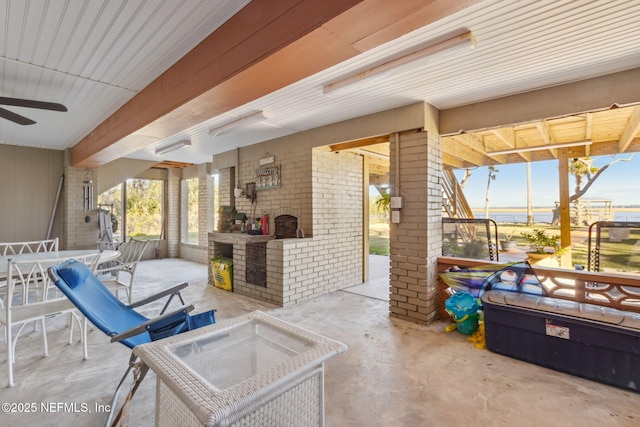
[323,31,476,95]
[209,110,273,137]
[487,140,592,156]
[155,139,191,155]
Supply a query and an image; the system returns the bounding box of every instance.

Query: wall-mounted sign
[259,155,275,166]
[256,165,281,190]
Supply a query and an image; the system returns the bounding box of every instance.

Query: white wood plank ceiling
[1,0,640,166]
[0,0,249,149]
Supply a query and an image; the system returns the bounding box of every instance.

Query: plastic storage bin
[482,290,640,391]
[211,256,233,291]
[133,311,347,426]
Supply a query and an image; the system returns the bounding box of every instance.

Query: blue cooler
[482,290,640,392]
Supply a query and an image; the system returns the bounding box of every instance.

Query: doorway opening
[329,138,391,301]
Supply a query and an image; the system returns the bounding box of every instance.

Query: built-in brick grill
[246,243,267,287]
[275,214,298,239]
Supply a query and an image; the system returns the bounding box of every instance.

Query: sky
[454,154,639,208]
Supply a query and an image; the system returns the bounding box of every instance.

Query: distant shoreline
[473,207,640,213]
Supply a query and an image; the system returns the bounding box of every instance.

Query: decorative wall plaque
[255,165,281,190]
[259,155,275,166]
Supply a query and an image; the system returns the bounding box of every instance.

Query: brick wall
[180,165,215,264]
[63,167,100,249]
[217,167,232,209]
[278,147,363,305]
[167,168,180,258]
[388,130,442,324]
[425,131,443,321]
[209,146,363,306]
[233,147,312,236]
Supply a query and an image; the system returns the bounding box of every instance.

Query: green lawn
[371,220,640,273]
[369,222,390,255]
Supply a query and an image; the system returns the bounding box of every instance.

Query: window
[126,179,163,239]
[182,178,199,244]
[98,184,123,244]
[98,179,164,243]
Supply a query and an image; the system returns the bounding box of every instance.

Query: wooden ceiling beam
[369,174,389,186]
[535,120,554,145]
[619,106,640,152]
[490,128,516,147]
[443,137,486,166]
[329,135,390,151]
[490,127,530,161]
[354,148,389,160]
[441,152,465,169]
[535,120,559,159]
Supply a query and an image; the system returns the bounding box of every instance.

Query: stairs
[441,169,473,219]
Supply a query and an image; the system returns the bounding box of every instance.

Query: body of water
[474,210,640,224]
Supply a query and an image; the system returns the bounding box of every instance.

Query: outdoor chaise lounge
[48,259,216,427]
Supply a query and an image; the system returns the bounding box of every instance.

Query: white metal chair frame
[0,238,59,256]
[1,253,101,387]
[0,238,61,341]
[97,238,150,304]
[0,238,60,295]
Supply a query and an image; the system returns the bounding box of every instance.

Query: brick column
[388,128,442,324]
[63,166,100,249]
[166,168,181,258]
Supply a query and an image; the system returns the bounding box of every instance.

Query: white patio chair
[0,237,59,290]
[0,238,59,256]
[96,238,150,304]
[0,238,61,334]
[1,253,100,387]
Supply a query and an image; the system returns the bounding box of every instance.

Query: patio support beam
[557,150,572,268]
[619,106,640,152]
[440,67,640,136]
[71,0,484,167]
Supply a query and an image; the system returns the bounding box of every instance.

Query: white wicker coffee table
[133,311,347,427]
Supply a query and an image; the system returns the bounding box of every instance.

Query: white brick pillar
[388,126,442,324]
[166,168,181,258]
[62,166,100,249]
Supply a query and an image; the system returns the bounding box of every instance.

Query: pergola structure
[331,100,640,267]
[441,103,640,266]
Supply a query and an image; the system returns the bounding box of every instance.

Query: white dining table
[0,249,120,276]
[0,249,120,387]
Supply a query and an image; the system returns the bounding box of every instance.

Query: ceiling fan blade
[0,107,37,125]
[0,96,67,112]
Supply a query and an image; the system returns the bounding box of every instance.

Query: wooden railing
[437,256,640,319]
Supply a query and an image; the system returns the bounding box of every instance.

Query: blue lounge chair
[48,259,215,427]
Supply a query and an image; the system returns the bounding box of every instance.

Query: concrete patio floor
[1,258,639,426]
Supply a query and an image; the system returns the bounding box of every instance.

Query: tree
[568,157,599,225]
[526,162,534,225]
[374,191,390,213]
[459,168,473,189]
[552,154,634,225]
[484,166,498,219]
[126,179,163,238]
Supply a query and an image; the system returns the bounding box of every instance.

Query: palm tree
[374,191,390,214]
[484,166,498,219]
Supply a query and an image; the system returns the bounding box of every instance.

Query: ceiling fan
[0,96,67,125]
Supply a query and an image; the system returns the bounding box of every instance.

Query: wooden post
[558,151,572,268]
[363,156,370,283]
